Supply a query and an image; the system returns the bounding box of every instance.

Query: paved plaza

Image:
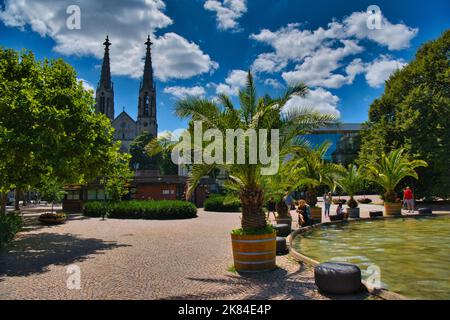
[1,198,446,300]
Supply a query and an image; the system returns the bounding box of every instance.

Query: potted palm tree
[174,72,335,272]
[294,142,341,223]
[336,164,365,219]
[365,149,427,216]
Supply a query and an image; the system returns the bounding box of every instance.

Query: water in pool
[293,216,450,299]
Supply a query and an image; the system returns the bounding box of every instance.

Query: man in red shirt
[403,186,414,213]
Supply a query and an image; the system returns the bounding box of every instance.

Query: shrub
[358,198,373,204]
[83,200,197,220]
[0,212,22,248]
[204,196,240,212]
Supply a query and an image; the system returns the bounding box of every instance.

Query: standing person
[323,192,332,218]
[267,197,276,221]
[284,191,294,211]
[403,186,414,213]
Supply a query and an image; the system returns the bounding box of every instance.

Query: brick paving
[0,206,331,300]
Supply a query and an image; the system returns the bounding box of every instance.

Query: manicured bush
[83,200,197,220]
[204,196,240,212]
[0,212,22,248]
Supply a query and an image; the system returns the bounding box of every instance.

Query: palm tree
[365,149,427,203]
[175,72,336,232]
[336,164,365,209]
[293,142,342,207]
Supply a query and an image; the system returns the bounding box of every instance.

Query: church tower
[95,36,114,121]
[137,35,157,137]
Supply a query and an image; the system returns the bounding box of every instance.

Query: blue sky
[1,0,449,134]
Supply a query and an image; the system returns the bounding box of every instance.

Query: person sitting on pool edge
[336,203,349,220]
[296,200,311,227]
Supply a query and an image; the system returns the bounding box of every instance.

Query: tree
[129,132,159,171]
[336,164,365,208]
[101,152,133,201]
[0,48,128,213]
[365,149,427,202]
[37,177,66,214]
[174,72,335,231]
[358,30,450,199]
[293,142,342,207]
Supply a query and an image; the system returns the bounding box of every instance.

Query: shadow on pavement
[0,233,130,277]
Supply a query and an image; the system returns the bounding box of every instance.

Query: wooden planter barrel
[310,207,322,222]
[231,231,276,273]
[384,202,402,216]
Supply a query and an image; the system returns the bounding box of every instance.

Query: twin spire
[98,35,154,90]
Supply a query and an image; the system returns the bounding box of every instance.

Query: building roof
[311,123,363,133]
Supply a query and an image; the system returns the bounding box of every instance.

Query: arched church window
[144,93,149,116]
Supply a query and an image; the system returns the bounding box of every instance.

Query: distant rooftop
[310,123,363,133]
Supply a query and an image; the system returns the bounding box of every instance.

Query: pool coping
[287,213,450,300]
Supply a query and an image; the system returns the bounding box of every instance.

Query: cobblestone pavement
[0,207,337,300]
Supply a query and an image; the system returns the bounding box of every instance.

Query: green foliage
[231,225,275,236]
[290,142,343,207]
[131,132,178,175]
[336,164,366,208]
[365,149,427,202]
[204,196,240,212]
[358,30,450,199]
[83,200,198,220]
[37,177,66,213]
[175,71,336,230]
[101,152,133,201]
[0,47,126,204]
[0,212,22,248]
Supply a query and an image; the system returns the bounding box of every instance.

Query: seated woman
[335,203,349,220]
[296,200,311,227]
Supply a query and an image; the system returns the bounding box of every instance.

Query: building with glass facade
[303,123,363,165]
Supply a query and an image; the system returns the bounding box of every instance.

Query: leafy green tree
[174,72,335,231]
[101,152,133,201]
[0,48,128,213]
[365,149,427,202]
[37,177,66,214]
[129,132,158,171]
[336,164,365,208]
[358,30,450,199]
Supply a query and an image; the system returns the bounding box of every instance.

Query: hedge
[0,212,22,249]
[204,196,240,212]
[83,200,197,220]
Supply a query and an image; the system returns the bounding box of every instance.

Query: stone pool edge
[284,216,442,300]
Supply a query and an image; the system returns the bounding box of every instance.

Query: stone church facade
[95,36,157,152]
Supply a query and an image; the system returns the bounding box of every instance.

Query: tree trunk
[275,199,288,218]
[305,188,318,207]
[0,192,6,215]
[14,189,20,211]
[240,187,266,230]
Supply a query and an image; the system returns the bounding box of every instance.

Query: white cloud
[158,128,187,142]
[283,88,340,117]
[78,78,95,92]
[250,10,417,90]
[343,11,418,50]
[264,78,283,89]
[164,86,206,99]
[364,56,406,88]
[204,0,247,31]
[215,69,248,96]
[281,40,364,88]
[0,0,218,81]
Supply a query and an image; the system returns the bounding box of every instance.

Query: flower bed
[39,212,67,225]
[83,200,197,220]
